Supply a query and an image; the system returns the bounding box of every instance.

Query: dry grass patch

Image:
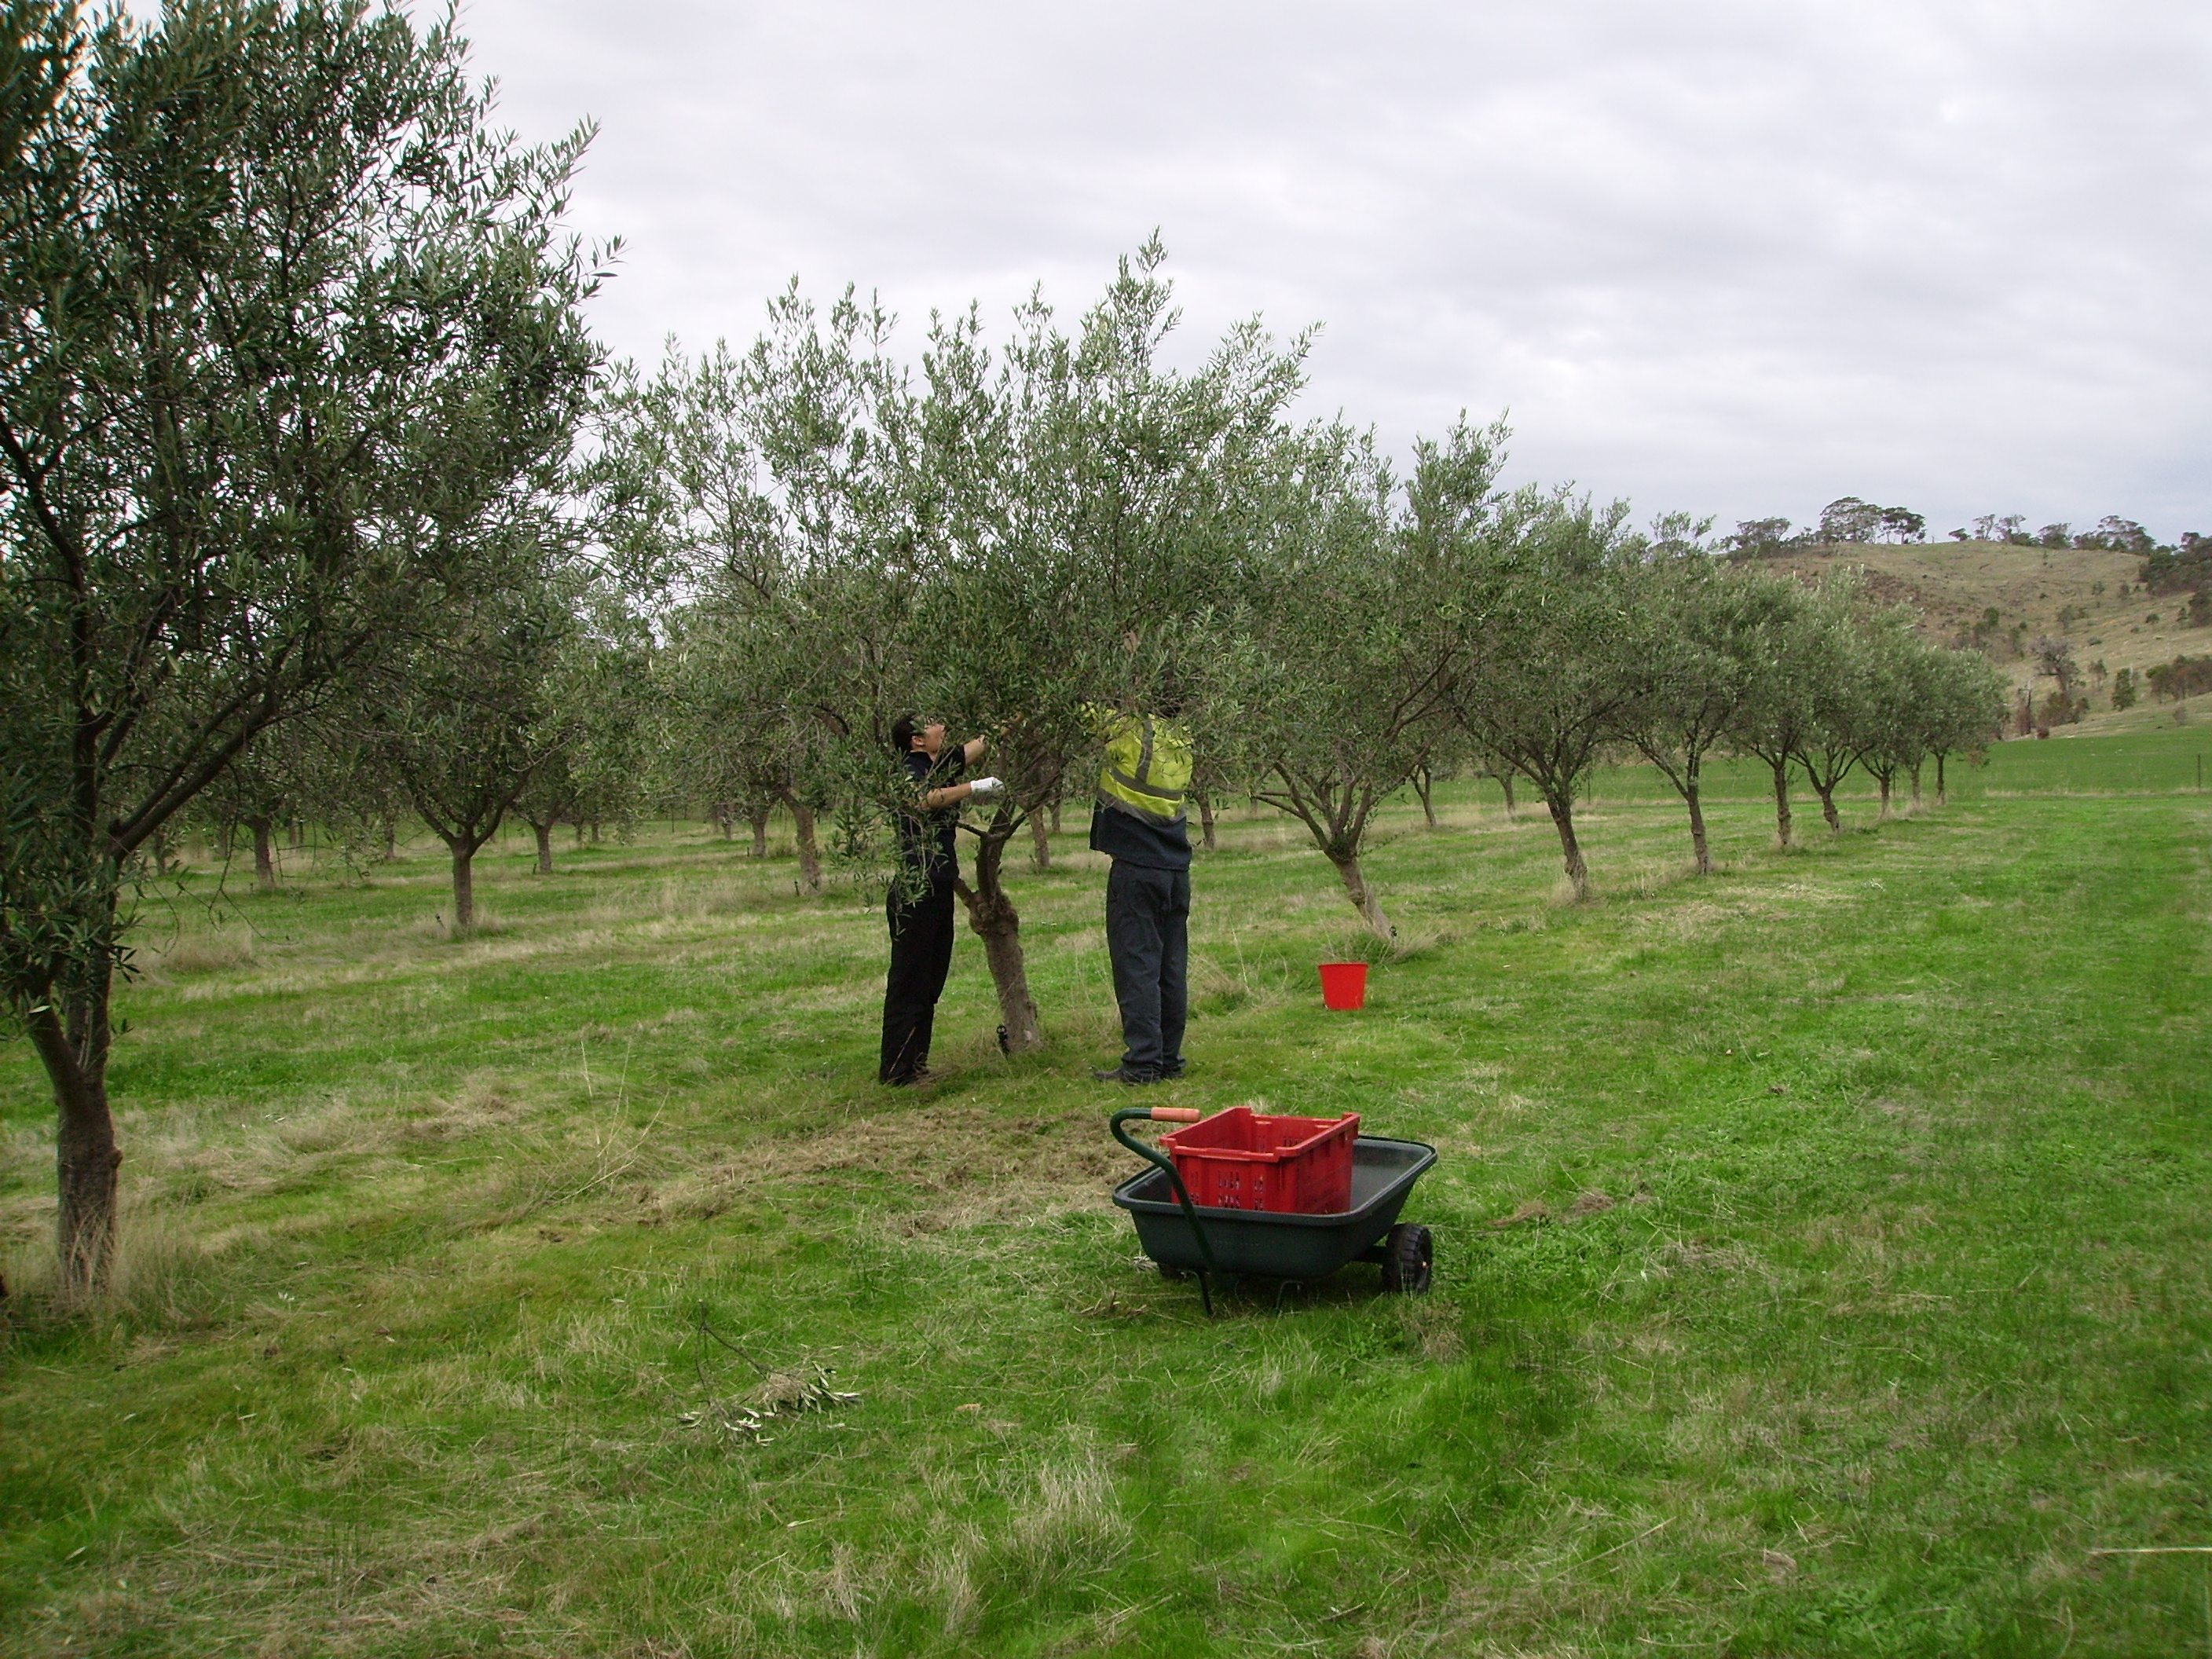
[135,925,260,980]
[0,1194,224,1328]
[645,1101,1131,1229]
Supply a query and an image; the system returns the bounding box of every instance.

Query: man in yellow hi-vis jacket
[1084,705,1193,1084]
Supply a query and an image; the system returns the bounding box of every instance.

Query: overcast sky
[457,0,2212,540]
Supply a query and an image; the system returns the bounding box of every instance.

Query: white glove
[967,775,1005,798]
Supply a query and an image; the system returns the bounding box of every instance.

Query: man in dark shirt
[880,716,998,1085]
[1086,709,1193,1085]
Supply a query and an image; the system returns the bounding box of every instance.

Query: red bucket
[1318,961,1368,1010]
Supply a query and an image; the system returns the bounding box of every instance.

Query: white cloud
[461,0,2212,539]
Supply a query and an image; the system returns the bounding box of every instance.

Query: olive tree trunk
[27,981,121,1305]
[1547,793,1591,902]
[1771,758,1793,848]
[451,842,476,927]
[1685,776,1712,875]
[1253,770,1402,939]
[1641,746,1716,877]
[1331,852,1393,938]
[956,815,1042,1053]
[530,819,555,874]
[249,815,276,891]
[436,830,497,928]
[778,790,824,893]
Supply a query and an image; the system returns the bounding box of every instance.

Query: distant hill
[1759,538,2208,729]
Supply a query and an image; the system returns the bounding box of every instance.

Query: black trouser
[1106,861,1189,1076]
[880,881,957,1082]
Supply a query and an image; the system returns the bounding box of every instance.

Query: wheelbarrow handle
[1109,1106,1217,1315]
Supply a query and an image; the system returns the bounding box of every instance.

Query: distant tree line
[1723,503,2212,650]
[1727,504,2202,569]
[1724,498,1927,555]
[1950,513,2165,552]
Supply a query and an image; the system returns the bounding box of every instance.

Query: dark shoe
[1158,1061,1185,1080]
[1092,1065,1159,1085]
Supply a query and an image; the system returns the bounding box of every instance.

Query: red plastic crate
[1161,1106,1361,1214]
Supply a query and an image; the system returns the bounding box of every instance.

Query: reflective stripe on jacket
[1093,712,1191,827]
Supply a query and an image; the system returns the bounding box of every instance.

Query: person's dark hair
[889,715,921,755]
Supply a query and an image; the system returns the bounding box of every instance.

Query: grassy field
[2,731,2209,1657]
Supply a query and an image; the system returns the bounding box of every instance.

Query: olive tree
[1922,645,2009,805]
[606,247,1306,1051]
[1225,424,1452,937]
[591,297,916,904]
[371,558,584,928]
[513,592,653,874]
[1726,581,1821,848]
[0,0,599,1296]
[1811,605,2001,826]
[200,720,312,892]
[1858,613,1940,819]
[1619,562,1799,874]
[1436,472,1653,903]
[656,600,843,892]
[906,246,1306,1042]
[1789,578,1878,834]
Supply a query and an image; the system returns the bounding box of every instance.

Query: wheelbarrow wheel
[1156,1261,1192,1281]
[1380,1223,1433,1293]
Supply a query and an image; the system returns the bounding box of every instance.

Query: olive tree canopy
[1441,480,1654,903]
[1226,423,1455,938]
[0,0,601,1298]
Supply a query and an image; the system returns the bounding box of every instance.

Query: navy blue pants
[1106,862,1188,1077]
[881,883,956,1082]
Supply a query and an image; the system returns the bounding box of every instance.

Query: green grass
[3,734,2210,1657]
[1575,727,2212,804]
